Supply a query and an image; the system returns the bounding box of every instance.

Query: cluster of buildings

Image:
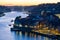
[13,10,60,33]
[11,2,60,35]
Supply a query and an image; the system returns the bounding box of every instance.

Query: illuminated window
[44,24,46,27]
[30,26,33,28]
[19,24,22,27]
[34,26,36,28]
[25,25,28,27]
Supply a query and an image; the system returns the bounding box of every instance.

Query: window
[30,26,33,28]
[25,25,28,27]
[19,24,22,27]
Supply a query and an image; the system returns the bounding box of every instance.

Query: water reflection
[11,31,58,40]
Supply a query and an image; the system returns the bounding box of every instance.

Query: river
[0,11,57,40]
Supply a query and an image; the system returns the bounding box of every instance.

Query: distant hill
[0,6,11,12]
[0,12,5,17]
[30,2,60,14]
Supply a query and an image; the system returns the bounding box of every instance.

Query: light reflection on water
[11,31,57,40]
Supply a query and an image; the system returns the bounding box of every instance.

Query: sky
[0,0,60,6]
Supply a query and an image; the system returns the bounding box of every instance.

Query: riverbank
[11,27,60,39]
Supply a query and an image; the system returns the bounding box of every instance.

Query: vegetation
[0,12,5,17]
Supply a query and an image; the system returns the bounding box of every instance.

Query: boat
[9,24,11,26]
[11,20,14,22]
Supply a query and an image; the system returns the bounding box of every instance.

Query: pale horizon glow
[0,0,60,6]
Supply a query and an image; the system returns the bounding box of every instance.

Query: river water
[0,11,57,40]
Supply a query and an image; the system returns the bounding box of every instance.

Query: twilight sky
[0,0,60,6]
